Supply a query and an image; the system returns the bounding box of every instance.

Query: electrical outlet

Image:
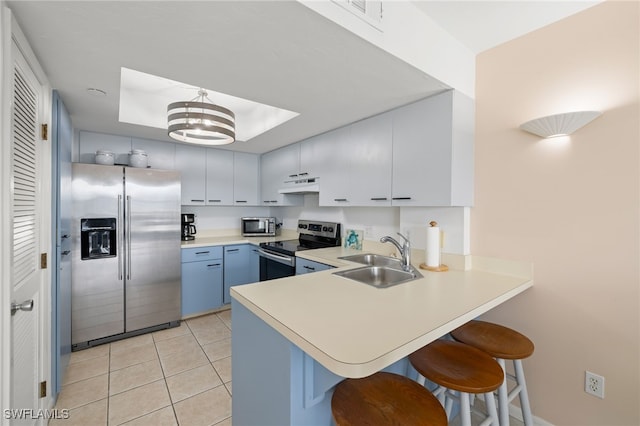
[364,226,373,238]
[585,371,605,399]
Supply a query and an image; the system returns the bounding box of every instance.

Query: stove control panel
[298,220,340,240]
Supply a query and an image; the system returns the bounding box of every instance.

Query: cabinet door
[259,148,303,206]
[206,148,234,205]
[318,126,353,206]
[391,90,473,206]
[295,258,333,275]
[131,137,175,170]
[78,131,131,165]
[175,144,206,205]
[223,244,254,304]
[181,259,223,317]
[348,115,392,206]
[249,246,260,284]
[233,152,259,205]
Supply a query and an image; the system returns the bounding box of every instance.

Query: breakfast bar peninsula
[230,248,532,425]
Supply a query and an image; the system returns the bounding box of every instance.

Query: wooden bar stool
[409,339,503,426]
[451,320,535,426]
[331,371,448,426]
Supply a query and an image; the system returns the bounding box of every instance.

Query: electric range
[257,220,341,280]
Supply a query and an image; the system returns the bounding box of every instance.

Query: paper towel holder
[419,221,449,272]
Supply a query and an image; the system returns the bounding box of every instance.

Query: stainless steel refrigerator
[71,163,181,350]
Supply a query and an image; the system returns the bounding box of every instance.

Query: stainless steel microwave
[242,217,277,237]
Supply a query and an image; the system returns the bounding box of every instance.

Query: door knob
[11,300,34,316]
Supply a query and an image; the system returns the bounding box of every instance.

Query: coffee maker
[181,213,196,241]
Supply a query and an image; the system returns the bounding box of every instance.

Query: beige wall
[473,1,639,425]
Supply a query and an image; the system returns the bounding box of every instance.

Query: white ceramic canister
[95,150,115,165]
[129,149,148,168]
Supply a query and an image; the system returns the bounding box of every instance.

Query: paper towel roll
[426,221,440,267]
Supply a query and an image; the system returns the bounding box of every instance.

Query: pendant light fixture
[167,88,235,145]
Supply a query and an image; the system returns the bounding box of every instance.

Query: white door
[8,39,46,424]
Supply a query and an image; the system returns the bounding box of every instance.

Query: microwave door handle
[257,249,295,267]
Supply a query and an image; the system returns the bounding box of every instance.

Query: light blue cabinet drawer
[181,246,223,263]
[295,258,333,275]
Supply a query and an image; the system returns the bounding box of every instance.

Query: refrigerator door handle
[118,194,123,280]
[126,195,132,280]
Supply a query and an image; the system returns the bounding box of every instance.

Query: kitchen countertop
[180,233,296,249]
[231,246,533,378]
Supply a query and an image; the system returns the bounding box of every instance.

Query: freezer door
[71,163,125,345]
[124,168,181,332]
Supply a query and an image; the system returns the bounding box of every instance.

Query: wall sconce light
[519,111,602,138]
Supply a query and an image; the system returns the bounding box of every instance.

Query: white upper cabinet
[317,126,353,206]
[175,144,206,205]
[391,90,474,206]
[206,149,234,205]
[79,131,131,165]
[318,117,392,207]
[132,137,175,170]
[260,145,303,206]
[347,114,393,206]
[233,152,260,206]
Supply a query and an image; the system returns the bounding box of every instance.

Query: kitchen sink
[333,265,422,288]
[338,253,403,269]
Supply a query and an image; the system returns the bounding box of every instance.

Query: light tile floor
[52,308,527,426]
[51,310,233,426]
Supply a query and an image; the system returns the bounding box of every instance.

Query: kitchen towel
[425,221,440,267]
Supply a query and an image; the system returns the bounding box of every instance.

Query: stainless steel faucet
[380,232,411,271]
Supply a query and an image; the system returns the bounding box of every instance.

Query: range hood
[278,177,320,194]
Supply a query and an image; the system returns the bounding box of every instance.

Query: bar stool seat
[451,320,534,426]
[331,371,448,426]
[409,339,503,426]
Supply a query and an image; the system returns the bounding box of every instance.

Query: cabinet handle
[299,172,309,176]
[226,249,239,253]
[270,200,278,203]
[191,199,205,203]
[208,200,221,203]
[303,265,316,271]
[61,250,71,256]
[370,197,388,201]
[288,174,298,178]
[195,251,210,255]
[263,200,271,204]
[61,234,69,239]
[392,197,412,200]
[207,263,221,267]
[236,200,247,203]
[334,198,348,202]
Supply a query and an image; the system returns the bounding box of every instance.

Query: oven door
[258,248,295,281]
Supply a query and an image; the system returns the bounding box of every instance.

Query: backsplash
[186,194,469,255]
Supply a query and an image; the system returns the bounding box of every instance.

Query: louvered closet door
[10,40,44,423]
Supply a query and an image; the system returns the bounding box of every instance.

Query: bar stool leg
[514,359,533,426]
[460,392,471,426]
[497,358,510,426]
[484,391,499,426]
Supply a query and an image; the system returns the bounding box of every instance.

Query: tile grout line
[154,326,180,426]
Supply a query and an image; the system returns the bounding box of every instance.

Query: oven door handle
[257,248,295,267]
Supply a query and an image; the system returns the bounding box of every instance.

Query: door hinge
[40,253,47,269]
[39,381,46,398]
[41,124,48,141]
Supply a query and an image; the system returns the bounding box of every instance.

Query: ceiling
[7,1,601,154]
